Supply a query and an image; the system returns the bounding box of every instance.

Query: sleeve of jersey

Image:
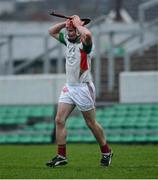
[82,43,92,54]
[58,32,67,46]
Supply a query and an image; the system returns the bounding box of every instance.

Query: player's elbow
[84,31,92,43]
[48,28,57,38]
[85,31,92,39]
[48,28,58,39]
[48,27,54,36]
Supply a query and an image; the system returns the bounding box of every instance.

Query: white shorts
[59,82,96,111]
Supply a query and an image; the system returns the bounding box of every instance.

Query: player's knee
[55,115,65,127]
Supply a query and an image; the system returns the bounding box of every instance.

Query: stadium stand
[65,103,158,143]
[0,104,158,144]
[0,105,55,144]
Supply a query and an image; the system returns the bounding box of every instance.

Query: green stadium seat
[97,117,112,128]
[5,134,19,143]
[44,123,54,131]
[107,119,123,128]
[0,117,5,124]
[135,117,149,129]
[111,116,125,122]
[0,106,5,112]
[121,119,136,128]
[137,116,150,122]
[134,135,148,142]
[33,123,54,131]
[82,135,96,142]
[67,117,87,129]
[7,107,20,116]
[0,107,8,114]
[127,104,141,111]
[2,117,17,124]
[33,123,46,130]
[147,135,158,142]
[27,105,55,117]
[18,135,32,143]
[139,109,152,117]
[19,106,33,116]
[147,121,158,129]
[125,116,138,122]
[114,104,130,111]
[43,135,52,143]
[120,134,135,142]
[135,121,148,128]
[126,110,140,117]
[29,108,44,117]
[104,111,116,117]
[31,135,45,143]
[140,104,154,111]
[42,106,54,116]
[0,111,7,117]
[115,110,127,117]
[102,116,114,121]
[16,117,28,124]
[150,116,158,121]
[107,134,121,142]
[23,126,34,131]
[96,109,105,117]
[67,135,83,142]
[0,134,7,143]
[152,110,158,116]
[152,105,158,111]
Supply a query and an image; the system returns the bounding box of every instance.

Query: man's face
[66,20,77,41]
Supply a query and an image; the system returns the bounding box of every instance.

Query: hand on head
[65,19,74,29]
[71,15,84,27]
[65,15,84,29]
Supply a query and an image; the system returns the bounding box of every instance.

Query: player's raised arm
[72,15,92,46]
[48,22,66,40]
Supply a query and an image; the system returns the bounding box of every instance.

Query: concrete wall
[119,71,158,103]
[0,74,66,105]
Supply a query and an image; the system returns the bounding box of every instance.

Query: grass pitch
[0,143,158,179]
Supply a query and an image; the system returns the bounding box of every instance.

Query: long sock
[100,143,110,154]
[58,144,66,157]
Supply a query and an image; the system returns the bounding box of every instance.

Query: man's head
[65,19,78,41]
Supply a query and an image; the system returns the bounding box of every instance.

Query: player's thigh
[56,102,75,123]
[82,108,96,124]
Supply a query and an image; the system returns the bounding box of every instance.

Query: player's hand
[71,15,84,27]
[65,19,74,29]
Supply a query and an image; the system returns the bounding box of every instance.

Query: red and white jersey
[58,32,94,85]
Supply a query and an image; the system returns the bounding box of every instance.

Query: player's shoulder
[58,32,68,46]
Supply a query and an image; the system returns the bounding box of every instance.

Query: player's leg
[55,102,75,145]
[82,109,113,167]
[46,102,75,167]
